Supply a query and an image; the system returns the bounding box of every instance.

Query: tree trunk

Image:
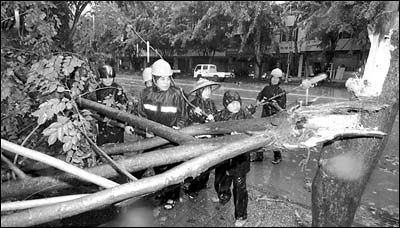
[254,28,263,79]
[2,99,388,200]
[312,2,399,226]
[77,97,195,144]
[1,135,244,199]
[1,133,274,227]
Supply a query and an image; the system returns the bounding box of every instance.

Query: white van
[193,64,234,81]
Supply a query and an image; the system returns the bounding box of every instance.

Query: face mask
[101,78,114,86]
[271,76,280,85]
[201,87,212,99]
[227,101,241,113]
[155,76,171,91]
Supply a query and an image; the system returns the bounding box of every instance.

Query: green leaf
[43,127,57,136]
[66,102,73,110]
[57,86,65,92]
[38,112,48,125]
[48,83,57,93]
[48,121,62,129]
[72,136,78,145]
[57,126,64,142]
[63,140,73,152]
[57,115,69,124]
[48,132,57,145]
[57,102,66,113]
[66,150,73,162]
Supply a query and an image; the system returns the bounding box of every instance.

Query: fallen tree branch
[1,99,388,199]
[13,124,40,168]
[1,194,89,212]
[83,132,137,182]
[1,135,244,199]
[1,139,119,189]
[0,131,274,227]
[77,97,195,144]
[1,154,29,180]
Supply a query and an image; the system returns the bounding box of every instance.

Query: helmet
[142,67,152,82]
[98,65,115,78]
[270,68,283,78]
[189,78,221,95]
[223,90,241,108]
[151,59,173,77]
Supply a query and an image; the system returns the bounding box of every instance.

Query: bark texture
[312,3,399,226]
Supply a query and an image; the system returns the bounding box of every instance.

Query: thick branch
[1,132,273,227]
[2,99,388,199]
[1,139,119,189]
[77,97,195,144]
[0,154,29,180]
[1,135,244,199]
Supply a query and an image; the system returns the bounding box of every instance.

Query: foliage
[1,1,62,147]
[25,54,100,167]
[293,1,388,61]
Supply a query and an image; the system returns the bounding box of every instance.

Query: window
[339,31,352,39]
[209,65,216,73]
[194,66,201,71]
[280,31,287,42]
[202,65,208,70]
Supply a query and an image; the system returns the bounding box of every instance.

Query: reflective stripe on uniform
[160,106,177,113]
[143,104,157,112]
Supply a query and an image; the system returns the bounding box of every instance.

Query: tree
[311,1,399,226]
[299,1,387,68]
[51,1,91,52]
[1,1,61,150]
[227,1,282,79]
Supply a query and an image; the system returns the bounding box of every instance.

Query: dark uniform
[94,83,128,146]
[138,84,188,203]
[188,91,218,124]
[214,90,252,221]
[255,76,286,162]
[184,88,219,197]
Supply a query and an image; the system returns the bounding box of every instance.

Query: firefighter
[142,67,153,88]
[183,78,221,199]
[92,64,134,146]
[138,59,188,210]
[253,68,286,164]
[213,90,253,227]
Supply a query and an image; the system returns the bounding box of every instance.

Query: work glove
[172,126,180,130]
[146,131,154,138]
[124,126,134,135]
[246,104,257,114]
[206,114,214,122]
[194,107,203,116]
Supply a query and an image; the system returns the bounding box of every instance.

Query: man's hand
[146,131,154,138]
[256,100,262,106]
[124,126,134,135]
[206,114,214,122]
[194,107,203,115]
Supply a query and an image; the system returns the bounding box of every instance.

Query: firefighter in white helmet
[138,59,188,210]
[253,67,286,163]
[142,67,153,88]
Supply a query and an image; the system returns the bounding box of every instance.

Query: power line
[127,24,164,60]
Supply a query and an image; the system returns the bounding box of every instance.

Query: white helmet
[151,59,173,77]
[142,67,152,82]
[271,68,283,78]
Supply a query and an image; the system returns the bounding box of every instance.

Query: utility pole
[146,41,150,64]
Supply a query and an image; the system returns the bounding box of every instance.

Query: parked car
[193,64,235,81]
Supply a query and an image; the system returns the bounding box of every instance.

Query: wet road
[114,74,398,226]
